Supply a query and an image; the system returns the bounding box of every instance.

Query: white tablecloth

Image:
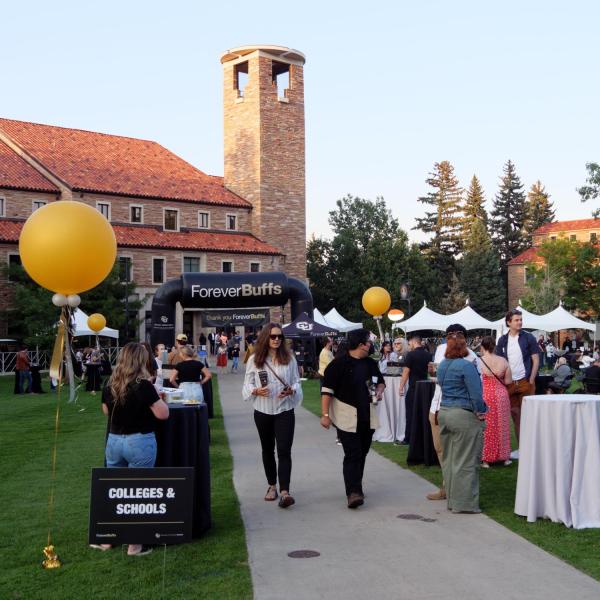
[515,394,600,529]
[373,376,406,442]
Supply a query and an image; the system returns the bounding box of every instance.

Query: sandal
[264,485,278,501]
[278,493,295,509]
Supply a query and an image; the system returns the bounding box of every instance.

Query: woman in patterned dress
[479,336,513,467]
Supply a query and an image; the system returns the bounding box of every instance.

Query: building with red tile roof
[0,45,308,341]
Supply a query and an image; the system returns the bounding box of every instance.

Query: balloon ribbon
[49,308,77,402]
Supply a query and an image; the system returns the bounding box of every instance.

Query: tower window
[234,61,249,97]
[272,61,290,100]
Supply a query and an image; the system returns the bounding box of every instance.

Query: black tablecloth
[155,404,211,537]
[202,379,214,419]
[31,365,44,393]
[407,380,439,466]
[86,364,103,392]
[535,374,553,395]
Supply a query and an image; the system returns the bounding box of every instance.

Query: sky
[2,0,599,242]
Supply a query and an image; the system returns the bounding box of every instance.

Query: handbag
[264,360,292,393]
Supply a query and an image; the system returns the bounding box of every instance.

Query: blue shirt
[437,358,486,413]
[495,330,539,381]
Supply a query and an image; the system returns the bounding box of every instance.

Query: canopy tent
[323,308,363,333]
[314,308,334,328]
[393,302,448,333]
[494,302,596,335]
[443,303,496,330]
[282,312,338,338]
[71,309,119,339]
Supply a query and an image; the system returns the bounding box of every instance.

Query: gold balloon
[19,201,116,295]
[362,287,392,317]
[88,313,107,333]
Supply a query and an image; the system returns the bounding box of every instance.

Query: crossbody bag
[263,360,292,393]
[478,357,507,388]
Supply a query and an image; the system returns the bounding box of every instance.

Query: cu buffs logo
[160,316,169,323]
[297,321,313,331]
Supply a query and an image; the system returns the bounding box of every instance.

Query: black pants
[254,409,295,491]
[337,421,374,497]
[404,386,415,443]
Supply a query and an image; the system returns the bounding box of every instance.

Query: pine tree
[460,219,506,319]
[490,160,527,287]
[438,272,468,314]
[524,180,555,241]
[462,175,487,247]
[414,161,465,257]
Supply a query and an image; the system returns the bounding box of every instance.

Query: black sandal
[264,485,278,501]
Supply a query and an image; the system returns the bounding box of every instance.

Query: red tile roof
[534,218,600,235]
[508,247,543,266]
[0,118,250,208]
[0,140,59,193]
[0,219,281,256]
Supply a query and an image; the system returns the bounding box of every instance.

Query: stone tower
[221,45,306,281]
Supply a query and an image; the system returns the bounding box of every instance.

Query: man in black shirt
[398,334,432,444]
[585,358,600,394]
[320,329,385,509]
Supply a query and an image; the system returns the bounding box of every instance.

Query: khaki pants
[438,407,485,513]
[507,379,534,443]
[429,411,443,464]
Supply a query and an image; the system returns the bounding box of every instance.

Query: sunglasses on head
[269,334,284,340]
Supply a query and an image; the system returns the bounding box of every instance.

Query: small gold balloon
[87,313,107,333]
[362,287,392,317]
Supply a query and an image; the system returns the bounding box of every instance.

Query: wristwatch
[322,413,329,417]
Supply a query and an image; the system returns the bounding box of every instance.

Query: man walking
[398,334,431,444]
[320,329,385,509]
[16,345,32,394]
[495,309,539,445]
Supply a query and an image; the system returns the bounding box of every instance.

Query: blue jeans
[105,432,157,468]
[19,370,32,393]
[232,357,239,370]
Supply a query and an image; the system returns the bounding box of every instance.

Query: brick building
[0,45,307,342]
[507,218,600,309]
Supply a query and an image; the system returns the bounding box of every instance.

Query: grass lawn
[0,374,252,600]
[301,378,600,581]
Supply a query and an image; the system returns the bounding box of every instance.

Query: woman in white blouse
[243,323,303,508]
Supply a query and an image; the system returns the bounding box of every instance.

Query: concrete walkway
[218,372,600,600]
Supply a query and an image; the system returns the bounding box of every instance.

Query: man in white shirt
[495,310,539,444]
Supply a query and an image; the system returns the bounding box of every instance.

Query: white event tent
[71,309,119,339]
[323,308,363,333]
[313,308,333,328]
[444,302,496,330]
[393,302,448,333]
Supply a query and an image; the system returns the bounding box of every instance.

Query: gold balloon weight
[42,545,62,569]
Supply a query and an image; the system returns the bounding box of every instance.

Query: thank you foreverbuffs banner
[201,308,270,327]
[89,467,194,545]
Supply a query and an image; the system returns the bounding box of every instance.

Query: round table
[407,380,439,466]
[373,375,406,442]
[155,403,211,537]
[515,394,600,529]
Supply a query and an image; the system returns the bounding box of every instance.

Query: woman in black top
[169,346,212,402]
[95,342,169,556]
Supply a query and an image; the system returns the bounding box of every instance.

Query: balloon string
[47,373,62,546]
[162,544,167,597]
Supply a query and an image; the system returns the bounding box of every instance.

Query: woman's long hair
[141,342,157,377]
[109,342,151,404]
[253,323,291,368]
[445,333,469,359]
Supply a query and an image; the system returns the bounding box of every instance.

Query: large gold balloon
[19,201,117,295]
[362,287,392,317]
[87,313,107,333]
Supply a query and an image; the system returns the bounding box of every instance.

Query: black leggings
[253,409,295,491]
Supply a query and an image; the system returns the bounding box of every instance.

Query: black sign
[201,308,270,327]
[89,467,194,545]
[181,272,288,308]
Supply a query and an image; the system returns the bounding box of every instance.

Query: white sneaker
[510,449,519,460]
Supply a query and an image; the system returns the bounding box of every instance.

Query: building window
[222,261,233,273]
[7,254,21,282]
[272,61,290,100]
[183,256,201,273]
[234,61,249,97]
[550,236,557,241]
[198,211,210,229]
[570,234,577,241]
[590,232,597,242]
[152,258,165,284]
[250,262,260,272]
[32,200,47,212]
[97,202,111,220]
[118,256,132,282]
[0,197,4,216]
[226,214,237,231]
[130,205,143,223]
[524,267,536,284]
[164,209,179,231]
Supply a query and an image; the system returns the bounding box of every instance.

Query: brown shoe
[278,493,295,508]
[347,493,364,509]
[426,488,446,501]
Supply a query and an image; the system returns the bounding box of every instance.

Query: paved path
[218,372,600,600]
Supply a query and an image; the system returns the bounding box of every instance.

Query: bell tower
[221,45,306,280]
